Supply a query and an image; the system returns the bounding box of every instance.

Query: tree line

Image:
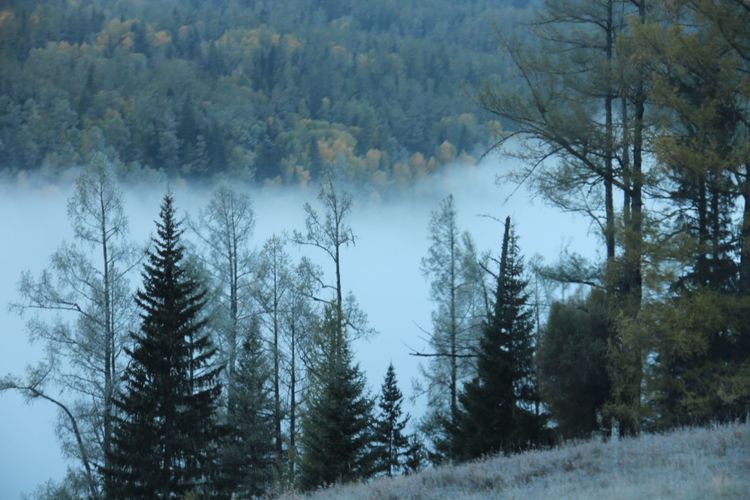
[477,0,750,439]
[3,0,750,496]
[0,157,576,497]
[0,155,610,499]
[3,163,426,497]
[0,0,534,186]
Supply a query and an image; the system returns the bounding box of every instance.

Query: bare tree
[292,173,372,342]
[1,364,98,499]
[253,238,322,485]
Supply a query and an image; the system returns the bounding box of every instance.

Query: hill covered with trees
[4,0,750,497]
[0,0,535,186]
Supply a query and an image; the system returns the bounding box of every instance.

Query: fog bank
[0,158,599,498]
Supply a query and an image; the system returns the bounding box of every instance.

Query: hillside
[0,0,536,186]
[280,422,750,499]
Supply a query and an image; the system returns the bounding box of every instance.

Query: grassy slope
[281,422,750,499]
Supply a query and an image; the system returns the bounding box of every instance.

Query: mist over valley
[2,0,750,498]
[0,159,596,498]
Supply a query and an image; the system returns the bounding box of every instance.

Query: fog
[0,158,599,498]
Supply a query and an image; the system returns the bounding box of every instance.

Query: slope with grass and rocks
[281,422,750,499]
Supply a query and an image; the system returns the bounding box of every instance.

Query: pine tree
[297,305,375,490]
[454,217,545,459]
[219,318,276,497]
[108,194,222,498]
[373,363,410,477]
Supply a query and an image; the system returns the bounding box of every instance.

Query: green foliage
[641,6,744,293]
[618,0,750,432]
[218,319,276,497]
[453,217,547,459]
[482,0,750,439]
[636,290,750,429]
[298,305,375,490]
[372,363,411,477]
[108,194,223,498]
[536,290,611,439]
[0,0,533,185]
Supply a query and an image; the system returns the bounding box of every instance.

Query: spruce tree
[298,305,375,490]
[108,194,222,498]
[373,363,410,477]
[454,217,545,459]
[219,318,276,497]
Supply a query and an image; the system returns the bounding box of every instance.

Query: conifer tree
[373,363,410,477]
[219,318,275,497]
[536,290,611,439]
[297,305,375,490]
[454,217,545,459]
[108,194,222,498]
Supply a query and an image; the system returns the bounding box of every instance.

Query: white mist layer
[0,158,599,498]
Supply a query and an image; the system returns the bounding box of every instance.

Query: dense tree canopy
[0,0,535,186]
[536,290,610,439]
[6,0,750,496]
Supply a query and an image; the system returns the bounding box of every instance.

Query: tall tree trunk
[100,186,113,499]
[740,165,750,294]
[449,227,457,430]
[617,0,646,436]
[335,243,343,353]
[273,266,283,468]
[289,320,297,482]
[629,0,645,307]
[622,96,631,228]
[605,0,616,266]
[697,175,709,285]
[710,181,722,288]
[228,232,238,409]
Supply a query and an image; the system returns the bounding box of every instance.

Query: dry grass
[279,422,750,499]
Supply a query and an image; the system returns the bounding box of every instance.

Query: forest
[2,0,750,498]
[0,0,534,187]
